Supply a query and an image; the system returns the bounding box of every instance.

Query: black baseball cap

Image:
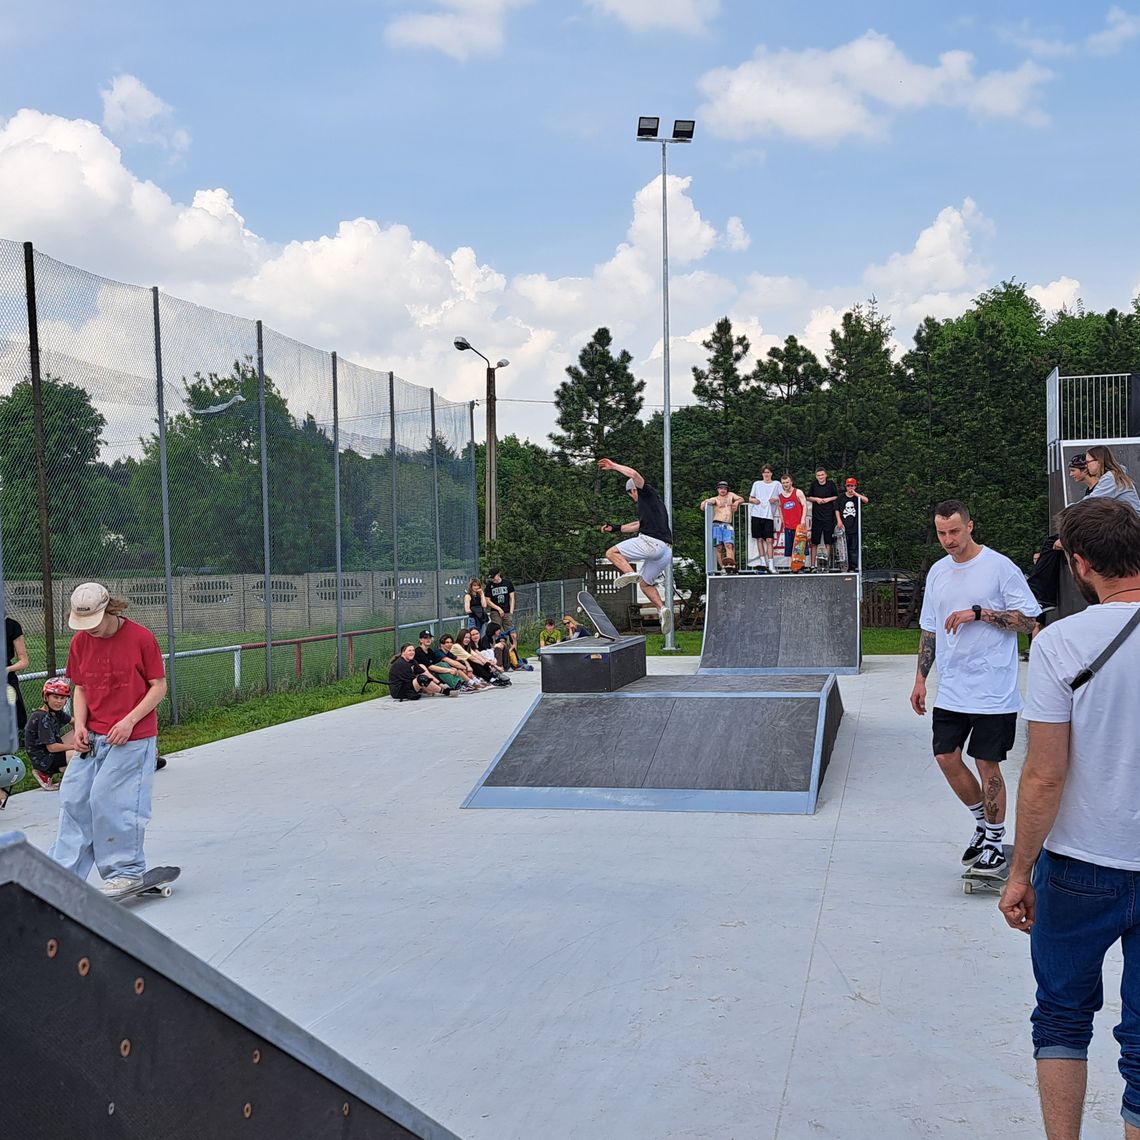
[717,480,728,487]
[418,629,432,638]
[1068,453,1087,470]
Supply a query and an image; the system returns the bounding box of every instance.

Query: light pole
[637,116,694,651]
[454,336,509,546]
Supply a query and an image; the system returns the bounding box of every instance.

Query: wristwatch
[972,605,983,622]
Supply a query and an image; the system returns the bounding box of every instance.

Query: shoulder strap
[1069,607,1140,691]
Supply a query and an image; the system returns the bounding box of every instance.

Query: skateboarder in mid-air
[598,458,675,636]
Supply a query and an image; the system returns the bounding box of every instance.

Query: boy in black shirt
[838,478,870,571]
[25,677,78,790]
[597,457,675,635]
[807,467,840,571]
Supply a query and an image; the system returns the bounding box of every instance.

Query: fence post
[430,389,443,627]
[257,321,273,690]
[332,351,344,679]
[560,580,565,616]
[389,372,400,654]
[22,242,56,675]
[151,286,178,723]
[468,400,479,576]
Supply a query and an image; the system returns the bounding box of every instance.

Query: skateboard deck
[961,845,1012,895]
[577,590,621,640]
[790,523,809,572]
[834,529,849,571]
[113,865,181,903]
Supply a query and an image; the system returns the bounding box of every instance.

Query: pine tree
[691,317,751,419]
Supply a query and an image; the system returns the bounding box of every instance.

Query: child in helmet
[25,677,80,791]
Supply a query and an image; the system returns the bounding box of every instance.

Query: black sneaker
[972,846,1007,877]
[155,754,167,771]
[961,828,986,866]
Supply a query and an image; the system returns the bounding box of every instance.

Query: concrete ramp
[700,573,861,675]
[462,674,843,814]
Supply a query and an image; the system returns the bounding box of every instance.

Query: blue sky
[1,0,1138,444]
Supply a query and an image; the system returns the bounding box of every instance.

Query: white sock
[984,822,1005,850]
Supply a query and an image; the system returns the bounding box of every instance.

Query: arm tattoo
[985,609,1038,635]
[918,631,936,678]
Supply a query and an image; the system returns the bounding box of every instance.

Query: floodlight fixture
[452,336,509,544]
[453,336,471,351]
[672,119,695,142]
[636,116,660,140]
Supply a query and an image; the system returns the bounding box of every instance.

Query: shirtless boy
[699,480,750,572]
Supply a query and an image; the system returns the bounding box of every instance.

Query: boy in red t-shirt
[49,583,167,897]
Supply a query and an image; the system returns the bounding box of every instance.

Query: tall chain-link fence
[0,240,479,722]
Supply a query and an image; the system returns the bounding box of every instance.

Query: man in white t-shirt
[999,498,1140,1139]
[910,500,1040,877]
[747,465,783,573]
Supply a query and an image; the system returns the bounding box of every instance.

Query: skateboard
[834,529,849,571]
[789,523,809,572]
[722,555,737,574]
[577,590,621,640]
[961,846,1011,895]
[112,865,181,903]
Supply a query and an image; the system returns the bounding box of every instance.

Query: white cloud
[697,31,1052,145]
[722,216,750,252]
[585,0,719,34]
[100,75,189,155]
[1086,5,1140,54]
[1029,276,1082,314]
[385,0,532,60]
[0,102,1098,446]
[1006,7,1140,58]
[864,199,993,294]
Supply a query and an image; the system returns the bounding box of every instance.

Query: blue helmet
[0,755,26,790]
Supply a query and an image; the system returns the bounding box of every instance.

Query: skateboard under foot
[112,865,181,903]
[961,846,1011,895]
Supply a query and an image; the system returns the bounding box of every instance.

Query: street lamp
[637,117,694,651]
[454,336,509,545]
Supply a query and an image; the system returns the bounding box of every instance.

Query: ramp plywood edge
[462,675,844,815]
[699,574,862,675]
[0,832,460,1140]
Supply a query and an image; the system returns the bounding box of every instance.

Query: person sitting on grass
[452,629,511,686]
[388,645,452,701]
[539,617,561,647]
[562,615,588,640]
[26,677,81,790]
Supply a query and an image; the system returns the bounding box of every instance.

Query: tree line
[0,361,474,580]
[481,285,1140,585]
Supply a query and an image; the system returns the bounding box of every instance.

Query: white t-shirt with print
[919,546,1040,714]
[749,479,782,521]
[1022,602,1140,870]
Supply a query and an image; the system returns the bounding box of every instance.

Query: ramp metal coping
[541,688,826,699]
[462,675,840,816]
[0,833,461,1140]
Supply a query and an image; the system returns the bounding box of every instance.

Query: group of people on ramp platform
[699,466,870,575]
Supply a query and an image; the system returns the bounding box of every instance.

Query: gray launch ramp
[462,673,844,815]
[700,573,861,675]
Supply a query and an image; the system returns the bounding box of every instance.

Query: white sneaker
[658,608,674,636]
[613,572,641,589]
[100,875,143,898]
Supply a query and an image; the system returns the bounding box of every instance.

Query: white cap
[68,582,110,630]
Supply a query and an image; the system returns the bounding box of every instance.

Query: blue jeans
[1030,849,1140,1127]
[49,734,156,883]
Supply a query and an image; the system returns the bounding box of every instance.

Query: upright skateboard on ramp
[577,590,621,640]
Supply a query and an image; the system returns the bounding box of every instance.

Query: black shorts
[750,517,775,539]
[811,514,836,544]
[931,708,1017,762]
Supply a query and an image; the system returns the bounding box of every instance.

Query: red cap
[845,478,857,487]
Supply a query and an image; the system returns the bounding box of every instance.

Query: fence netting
[0,240,478,722]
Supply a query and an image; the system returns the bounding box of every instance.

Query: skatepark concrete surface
[7,655,1127,1139]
